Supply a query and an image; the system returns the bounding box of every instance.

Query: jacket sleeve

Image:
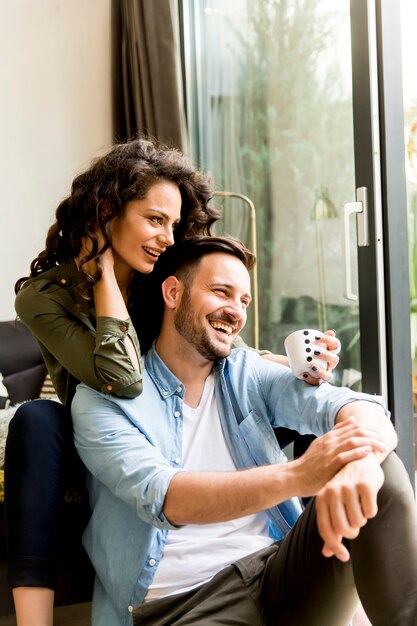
[15,282,143,398]
[72,385,180,529]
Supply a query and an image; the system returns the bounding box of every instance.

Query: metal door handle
[343,187,369,301]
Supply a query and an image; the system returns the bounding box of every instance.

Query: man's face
[174,253,252,360]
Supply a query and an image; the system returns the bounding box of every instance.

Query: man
[72,236,417,626]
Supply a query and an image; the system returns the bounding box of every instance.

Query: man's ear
[161,276,183,309]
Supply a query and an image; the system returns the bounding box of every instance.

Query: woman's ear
[161,276,183,309]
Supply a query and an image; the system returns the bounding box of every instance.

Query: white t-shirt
[146,373,274,601]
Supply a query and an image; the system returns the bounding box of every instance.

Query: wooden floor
[0,603,91,626]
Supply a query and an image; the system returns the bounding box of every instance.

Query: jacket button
[128,605,133,613]
[60,278,67,285]
[106,385,113,392]
[121,325,127,333]
[149,558,156,566]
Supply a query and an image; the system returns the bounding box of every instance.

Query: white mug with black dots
[284,329,341,380]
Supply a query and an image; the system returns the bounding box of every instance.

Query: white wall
[0,0,112,319]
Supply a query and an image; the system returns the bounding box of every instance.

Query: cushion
[3,364,47,405]
[0,321,44,376]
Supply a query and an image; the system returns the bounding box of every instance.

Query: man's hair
[163,235,256,286]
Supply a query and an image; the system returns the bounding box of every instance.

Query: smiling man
[72,236,417,626]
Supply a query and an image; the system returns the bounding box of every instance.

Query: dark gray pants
[133,453,417,626]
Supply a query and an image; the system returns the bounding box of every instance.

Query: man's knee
[378,452,415,513]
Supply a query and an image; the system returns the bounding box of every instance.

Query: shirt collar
[145,344,185,400]
[145,344,228,400]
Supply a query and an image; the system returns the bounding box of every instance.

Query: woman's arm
[233,330,340,385]
[15,273,143,399]
[92,248,140,373]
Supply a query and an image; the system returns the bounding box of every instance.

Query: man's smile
[208,316,238,337]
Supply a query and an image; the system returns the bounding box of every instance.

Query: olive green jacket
[15,263,143,405]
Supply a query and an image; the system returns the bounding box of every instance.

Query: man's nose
[223,301,246,321]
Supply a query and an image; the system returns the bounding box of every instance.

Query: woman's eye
[150,217,163,225]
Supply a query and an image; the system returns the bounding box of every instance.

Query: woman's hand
[76,233,114,278]
[261,330,340,385]
[301,330,340,385]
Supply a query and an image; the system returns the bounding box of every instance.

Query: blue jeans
[4,399,88,589]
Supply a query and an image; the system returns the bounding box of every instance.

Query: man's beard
[174,287,234,361]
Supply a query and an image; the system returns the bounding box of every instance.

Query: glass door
[181,0,383,391]
[402,0,417,475]
[180,0,415,480]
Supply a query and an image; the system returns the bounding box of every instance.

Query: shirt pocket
[238,410,287,466]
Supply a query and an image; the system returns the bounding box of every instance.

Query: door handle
[343,187,369,301]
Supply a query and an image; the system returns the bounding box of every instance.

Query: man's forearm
[335,400,397,463]
[163,417,386,526]
[163,464,296,525]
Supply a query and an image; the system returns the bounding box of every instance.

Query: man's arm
[163,416,386,525]
[72,385,181,529]
[316,400,397,562]
[335,399,397,461]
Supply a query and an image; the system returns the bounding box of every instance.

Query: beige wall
[0,0,113,319]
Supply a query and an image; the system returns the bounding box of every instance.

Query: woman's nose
[159,226,175,246]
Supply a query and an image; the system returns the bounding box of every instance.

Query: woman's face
[110,181,182,275]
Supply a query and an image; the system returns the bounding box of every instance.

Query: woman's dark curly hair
[15,138,220,300]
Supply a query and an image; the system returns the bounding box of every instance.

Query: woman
[5,137,339,626]
[5,137,219,626]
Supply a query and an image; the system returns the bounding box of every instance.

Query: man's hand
[315,454,385,562]
[291,417,386,498]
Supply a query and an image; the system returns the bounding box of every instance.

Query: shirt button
[106,384,113,392]
[128,605,133,613]
[174,411,181,418]
[120,325,127,333]
[60,278,67,285]
[149,558,156,566]
[176,385,182,392]
[174,457,181,465]
[163,391,169,396]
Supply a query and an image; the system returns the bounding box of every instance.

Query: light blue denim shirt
[72,345,388,626]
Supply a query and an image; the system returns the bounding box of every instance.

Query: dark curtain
[112,0,186,150]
